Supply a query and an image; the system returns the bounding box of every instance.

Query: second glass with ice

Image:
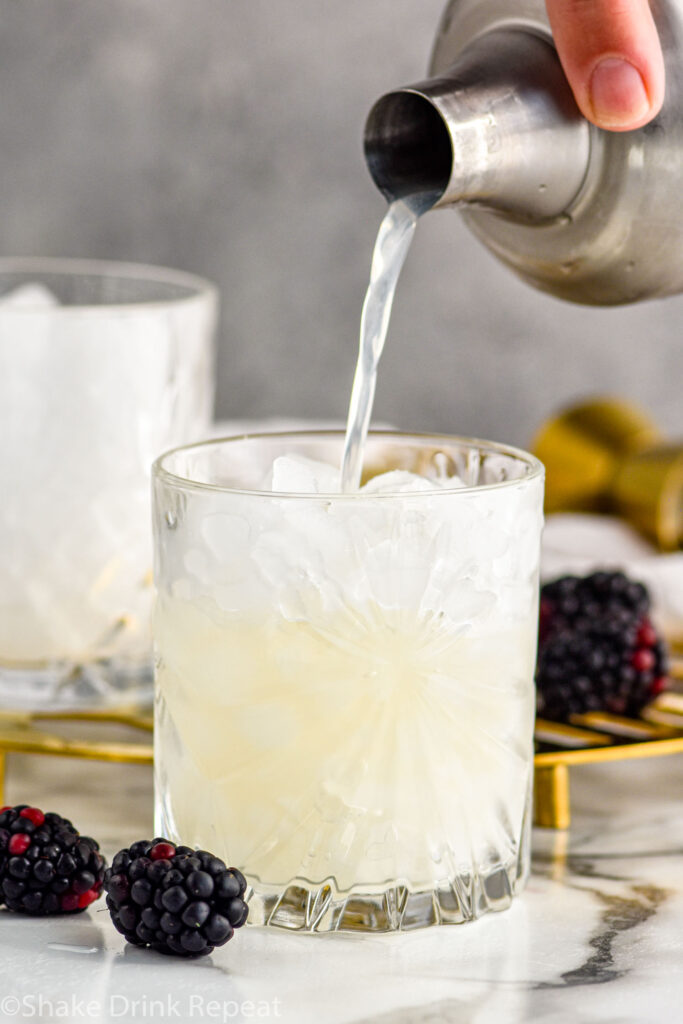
[153,431,544,932]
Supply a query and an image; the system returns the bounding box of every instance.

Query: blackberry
[536,572,669,722]
[0,805,105,915]
[539,571,649,643]
[104,839,248,958]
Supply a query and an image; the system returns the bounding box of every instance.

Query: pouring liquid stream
[340,194,435,491]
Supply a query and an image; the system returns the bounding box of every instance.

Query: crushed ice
[268,454,466,495]
[0,283,59,308]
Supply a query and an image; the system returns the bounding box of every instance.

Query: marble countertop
[1,749,682,1024]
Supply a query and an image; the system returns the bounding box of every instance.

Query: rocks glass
[0,258,216,709]
[153,432,544,931]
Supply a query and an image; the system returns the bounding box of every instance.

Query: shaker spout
[364,29,591,221]
[364,91,454,210]
[364,0,683,304]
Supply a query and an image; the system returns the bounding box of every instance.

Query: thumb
[545,0,665,131]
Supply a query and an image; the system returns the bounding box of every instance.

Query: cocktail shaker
[363,0,683,305]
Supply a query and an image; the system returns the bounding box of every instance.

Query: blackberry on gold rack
[536,572,669,722]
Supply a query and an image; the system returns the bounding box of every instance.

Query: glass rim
[153,429,545,500]
[0,256,217,313]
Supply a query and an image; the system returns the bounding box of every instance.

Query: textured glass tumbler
[153,432,544,932]
[0,258,217,710]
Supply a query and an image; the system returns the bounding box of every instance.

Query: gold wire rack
[0,650,681,830]
[0,707,153,807]
[534,641,683,828]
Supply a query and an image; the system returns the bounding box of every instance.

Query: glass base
[155,758,532,934]
[0,658,153,711]
[156,780,530,934]
[244,852,528,933]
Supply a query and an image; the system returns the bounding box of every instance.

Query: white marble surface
[1,749,683,1023]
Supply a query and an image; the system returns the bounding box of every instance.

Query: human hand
[545,0,665,130]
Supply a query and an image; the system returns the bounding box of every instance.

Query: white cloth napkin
[542,513,683,636]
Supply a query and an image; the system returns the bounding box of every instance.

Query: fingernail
[589,58,650,127]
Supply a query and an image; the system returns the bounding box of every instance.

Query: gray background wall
[1,0,681,449]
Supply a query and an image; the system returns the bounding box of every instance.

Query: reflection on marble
[1,753,682,1022]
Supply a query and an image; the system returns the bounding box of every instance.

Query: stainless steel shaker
[363,0,683,305]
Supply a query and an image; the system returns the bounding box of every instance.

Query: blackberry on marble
[104,839,248,957]
[0,806,105,915]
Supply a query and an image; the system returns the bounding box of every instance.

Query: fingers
[545,0,665,131]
